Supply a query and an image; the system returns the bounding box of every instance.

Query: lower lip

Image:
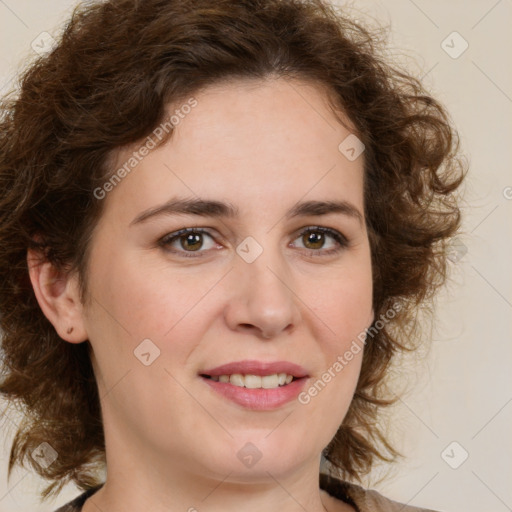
[201,376,308,410]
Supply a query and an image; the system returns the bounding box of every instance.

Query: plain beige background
[0,1,511,511]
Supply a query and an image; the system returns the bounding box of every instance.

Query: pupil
[304,231,324,249]
[182,233,202,251]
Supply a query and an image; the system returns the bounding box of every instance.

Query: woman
[0,0,465,511]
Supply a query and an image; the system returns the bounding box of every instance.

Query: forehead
[103,77,365,221]
[169,76,355,161]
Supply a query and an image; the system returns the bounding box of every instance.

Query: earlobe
[26,249,88,344]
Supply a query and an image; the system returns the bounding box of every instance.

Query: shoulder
[320,473,443,512]
[53,485,104,512]
[56,476,443,512]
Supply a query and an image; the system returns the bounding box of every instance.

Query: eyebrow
[130,197,363,226]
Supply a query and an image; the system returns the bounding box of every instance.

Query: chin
[200,435,315,482]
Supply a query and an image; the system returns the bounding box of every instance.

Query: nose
[223,250,301,340]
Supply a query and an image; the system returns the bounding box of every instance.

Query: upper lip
[201,360,309,378]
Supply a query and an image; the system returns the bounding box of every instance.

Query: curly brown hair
[0,0,465,501]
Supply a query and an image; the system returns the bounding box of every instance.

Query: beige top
[54,473,441,512]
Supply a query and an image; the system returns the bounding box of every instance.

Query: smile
[204,373,295,388]
[200,360,309,410]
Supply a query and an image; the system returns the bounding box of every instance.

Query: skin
[28,77,374,512]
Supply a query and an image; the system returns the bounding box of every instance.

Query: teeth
[209,372,295,389]
[229,374,245,387]
[262,374,278,389]
[244,374,262,388]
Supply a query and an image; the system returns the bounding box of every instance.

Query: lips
[199,360,309,410]
[200,360,309,378]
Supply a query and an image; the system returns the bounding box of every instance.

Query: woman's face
[81,77,373,484]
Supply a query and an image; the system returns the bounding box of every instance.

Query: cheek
[294,282,370,452]
[300,260,372,420]
[310,262,373,347]
[89,250,212,341]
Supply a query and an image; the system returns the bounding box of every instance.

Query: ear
[27,249,88,343]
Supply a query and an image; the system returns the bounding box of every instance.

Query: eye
[159,225,349,259]
[290,226,348,255]
[159,228,220,257]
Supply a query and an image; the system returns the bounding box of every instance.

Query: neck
[81,411,354,512]
[82,452,338,512]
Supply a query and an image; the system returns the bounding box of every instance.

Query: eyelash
[158,226,349,259]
